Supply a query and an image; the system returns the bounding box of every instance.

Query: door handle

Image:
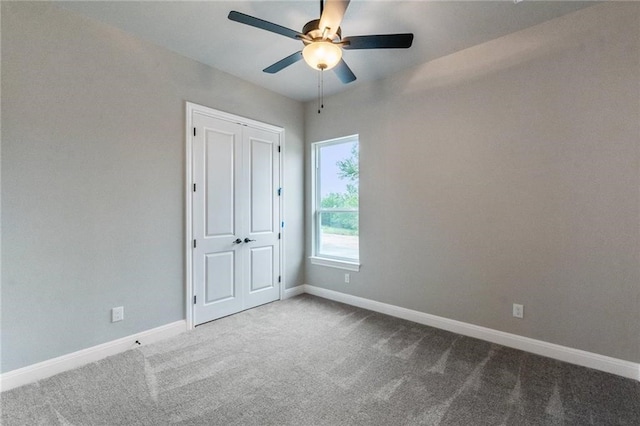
[244,238,256,243]
[232,238,243,244]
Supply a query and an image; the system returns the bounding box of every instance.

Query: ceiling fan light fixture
[302,41,342,71]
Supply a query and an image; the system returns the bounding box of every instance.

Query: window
[311,135,359,270]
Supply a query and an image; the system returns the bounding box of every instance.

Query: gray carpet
[2,294,639,425]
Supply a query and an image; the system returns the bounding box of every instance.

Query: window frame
[310,135,361,271]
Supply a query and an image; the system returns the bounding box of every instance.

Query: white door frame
[185,102,285,330]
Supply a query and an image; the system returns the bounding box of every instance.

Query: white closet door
[192,112,280,325]
[242,126,281,310]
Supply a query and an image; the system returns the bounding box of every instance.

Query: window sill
[309,256,361,272]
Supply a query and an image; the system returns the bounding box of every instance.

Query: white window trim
[309,256,361,271]
[310,135,360,270]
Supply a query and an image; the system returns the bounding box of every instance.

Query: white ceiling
[58,1,597,102]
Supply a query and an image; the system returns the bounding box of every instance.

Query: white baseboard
[0,320,187,392]
[303,284,640,382]
[4,289,637,391]
[283,285,306,299]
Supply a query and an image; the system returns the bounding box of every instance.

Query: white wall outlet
[111,306,124,322]
[512,303,524,319]
[344,273,350,283]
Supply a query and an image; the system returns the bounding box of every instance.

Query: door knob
[233,238,243,244]
[244,238,256,243]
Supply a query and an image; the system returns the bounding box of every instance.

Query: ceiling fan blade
[263,51,303,74]
[228,11,303,40]
[319,0,350,40]
[343,33,414,50]
[333,59,356,84]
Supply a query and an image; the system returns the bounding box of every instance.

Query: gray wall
[305,3,640,363]
[1,2,305,373]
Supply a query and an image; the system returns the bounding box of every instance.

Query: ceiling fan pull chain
[321,68,325,110]
[317,70,321,114]
[317,69,325,114]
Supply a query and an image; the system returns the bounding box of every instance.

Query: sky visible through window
[320,141,357,198]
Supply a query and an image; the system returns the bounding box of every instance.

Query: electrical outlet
[512,303,524,319]
[344,273,350,283]
[111,306,124,322]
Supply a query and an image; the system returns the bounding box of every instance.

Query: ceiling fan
[228,0,414,84]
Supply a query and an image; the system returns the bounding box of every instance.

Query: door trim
[185,102,285,330]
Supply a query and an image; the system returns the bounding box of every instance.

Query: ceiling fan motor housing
[302,19,342,44]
